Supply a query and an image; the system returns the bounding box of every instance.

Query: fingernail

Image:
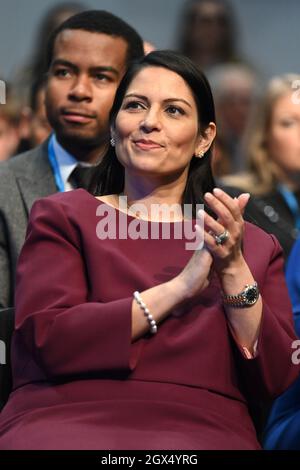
[213,188,222,196]
[204,192,212,199]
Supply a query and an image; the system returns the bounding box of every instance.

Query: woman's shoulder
[31,188,96,213]
[44,188,93,204]
[28,189,99,229]
[26,189,101,246]
[243,220,283,261]
[244,220,274,240]
[242,223,284,283]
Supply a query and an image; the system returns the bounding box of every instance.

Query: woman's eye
[123,101,145,110]
[166,105,184,116]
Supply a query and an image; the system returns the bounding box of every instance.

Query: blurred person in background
[263,237,300,449]
[210,133,231,177]
[176,0,242,72]
[28,77,52,147]
[208,64,261,176]
[221,74,300,260]
[0,82,22,161]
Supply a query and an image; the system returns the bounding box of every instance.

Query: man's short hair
[46,10,144,70]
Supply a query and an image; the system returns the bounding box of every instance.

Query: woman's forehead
[124,66,196,103]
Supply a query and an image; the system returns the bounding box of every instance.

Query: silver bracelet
[133,291,157,334]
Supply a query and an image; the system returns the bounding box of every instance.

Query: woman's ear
[195,122,217,156]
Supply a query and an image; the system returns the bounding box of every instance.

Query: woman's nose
[140,109,161,132]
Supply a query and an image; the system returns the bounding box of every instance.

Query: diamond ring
[213,229,230,245]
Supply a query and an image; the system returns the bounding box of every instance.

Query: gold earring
[196,150,204,158]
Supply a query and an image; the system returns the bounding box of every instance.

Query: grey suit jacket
[0,139,57,307]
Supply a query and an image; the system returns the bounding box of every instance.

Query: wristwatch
[222,282,259,308]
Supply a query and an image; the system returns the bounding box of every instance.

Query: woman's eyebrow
[163,98,192,108]
[124,93,148,101]
[124,93,192,108]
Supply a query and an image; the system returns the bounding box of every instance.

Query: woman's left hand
[200,188,263,353]
[200,187,250,275]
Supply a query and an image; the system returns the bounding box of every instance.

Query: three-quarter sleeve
[14,197,141,380]
[232,234,300,400]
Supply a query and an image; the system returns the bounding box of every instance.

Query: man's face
[45,29,128,149]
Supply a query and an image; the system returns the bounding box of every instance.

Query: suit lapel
[16,139,57,216]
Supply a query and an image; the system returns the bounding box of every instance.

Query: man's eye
[95,74,110,82]
[123,101,145,110]
[166,105,185,116]
[54,69,71,78]
[279,119,296,127]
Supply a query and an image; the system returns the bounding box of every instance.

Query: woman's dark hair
[91,50,216,216]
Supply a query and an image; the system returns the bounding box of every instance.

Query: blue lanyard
[278,184,300,231]
[48,136,65,192]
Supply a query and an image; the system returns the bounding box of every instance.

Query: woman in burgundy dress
[0,51,298,450]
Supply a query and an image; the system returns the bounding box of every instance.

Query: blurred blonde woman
[221,74,300,259]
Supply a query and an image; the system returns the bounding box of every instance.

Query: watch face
[246,286,258,304]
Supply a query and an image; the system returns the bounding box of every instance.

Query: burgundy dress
[0,189,298,450]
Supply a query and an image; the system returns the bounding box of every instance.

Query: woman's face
[268,92,300,176]
[113,66,212,178]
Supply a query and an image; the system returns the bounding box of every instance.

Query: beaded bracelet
[133,291,158,334]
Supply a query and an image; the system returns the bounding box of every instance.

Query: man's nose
[68,75,92,101]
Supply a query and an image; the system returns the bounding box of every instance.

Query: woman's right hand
[131,218,214,339]
[131,242,213,340]
[173,245,213,301]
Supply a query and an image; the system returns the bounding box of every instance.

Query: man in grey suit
[0,11,144,307]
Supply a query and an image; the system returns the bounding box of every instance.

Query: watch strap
[222,282,259,308]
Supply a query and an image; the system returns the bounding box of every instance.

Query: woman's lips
[134,140,163,150]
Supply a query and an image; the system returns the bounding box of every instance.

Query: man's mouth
[61,110,96,124]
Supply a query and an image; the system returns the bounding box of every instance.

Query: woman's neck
[120,172,188,221]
